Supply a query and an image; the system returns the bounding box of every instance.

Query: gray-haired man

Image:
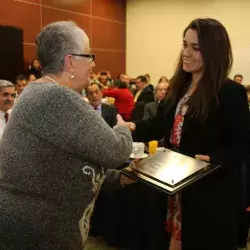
[0,80,15,140]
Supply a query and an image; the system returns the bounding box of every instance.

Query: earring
[70,75,75,80]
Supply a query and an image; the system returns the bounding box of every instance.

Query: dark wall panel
[0,26,24,82]
[0,0,126,77]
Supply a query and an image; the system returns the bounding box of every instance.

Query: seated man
[86,83,117,128]
[27,73,37,84]
[234,74,243,84]
[145,73,154,92]
[0,80,15,140]
[132,75,155,120]
[15,74,28,97]
[143,81,169,120]
[134,75,154,104]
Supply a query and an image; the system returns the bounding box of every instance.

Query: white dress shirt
[0,110,8,140]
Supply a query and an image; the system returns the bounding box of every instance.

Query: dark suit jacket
[147,84,154,92]
[143,101,159,120]
[134,79,250,250]
[135,86,154,104]
[101,103,117,128]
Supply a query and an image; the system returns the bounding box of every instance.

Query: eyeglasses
[71,53,95,62]
[158,88,167,92]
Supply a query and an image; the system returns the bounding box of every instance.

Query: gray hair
[0,80,14,90]
[36,21,89,74]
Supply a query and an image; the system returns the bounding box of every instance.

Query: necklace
[43,76,59,85]
[187,81,197,96]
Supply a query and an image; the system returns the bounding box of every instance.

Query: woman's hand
[120,174,137,185]
[195,155,210,162]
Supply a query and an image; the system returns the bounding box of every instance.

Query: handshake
[116,114,136,131]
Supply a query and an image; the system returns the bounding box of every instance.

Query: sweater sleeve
[22,85,133,169]
[102,169,122,190]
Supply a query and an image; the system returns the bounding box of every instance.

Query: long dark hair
[167,18,233,121]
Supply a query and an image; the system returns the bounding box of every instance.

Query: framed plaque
[121,148,220,195]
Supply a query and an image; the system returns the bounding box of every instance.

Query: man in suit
[145,73,154,92]
[143,81,169,120]
[0,80,15,140]
[132,75,154,120]
[134,75,154,104]
[86,83,117,127]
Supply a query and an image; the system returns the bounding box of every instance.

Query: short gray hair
[0,80,14,90]
[36,21,89,74]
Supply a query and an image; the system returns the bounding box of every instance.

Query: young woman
[127,18,249,250]
[28,58,42,79]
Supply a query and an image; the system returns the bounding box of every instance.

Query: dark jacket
[146,84,154,92]
[143,101,159,120]
[28,67,42,79]
[101,103,117,128]
[135,85,154,104]
[134,79,250,250]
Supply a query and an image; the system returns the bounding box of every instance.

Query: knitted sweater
[0,82,132,249]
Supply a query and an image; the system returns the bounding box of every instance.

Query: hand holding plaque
[122,148,220,195]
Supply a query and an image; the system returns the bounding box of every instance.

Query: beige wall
[126,0,250,85]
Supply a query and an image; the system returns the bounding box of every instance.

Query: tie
[4,113,9,123]
[94,106,101,116]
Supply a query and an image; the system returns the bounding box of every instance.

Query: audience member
[28,58,42,79]
[158,76,169,83]
[117,73,124,80]
[0,80,15,140]
[134,75,154,103]
[145,73,154,91]
[121,73,130,85]
[0,21,132,249]
[121,73,136,94]
[27,73,36,84]
[143,81,169,120]
[99,72,108,86]
[86,83,117,128]
[15,74,27,96]
[103,80,135,121]
[132,75,155,120]
[98,71,113,87]
[234,74,243,84]
[145,73,150,82]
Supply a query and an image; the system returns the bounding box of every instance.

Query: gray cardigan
[0,82,132,249]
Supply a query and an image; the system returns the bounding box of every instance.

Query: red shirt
[103,88,135,121]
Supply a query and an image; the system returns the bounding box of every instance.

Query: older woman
[0,21,132,249]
